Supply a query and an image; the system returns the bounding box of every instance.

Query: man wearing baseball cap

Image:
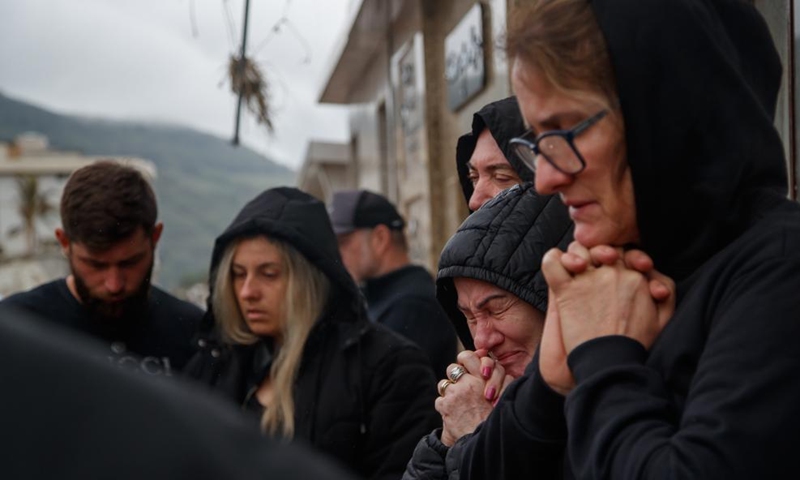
[330,190,457,377]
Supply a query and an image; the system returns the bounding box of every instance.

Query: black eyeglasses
[509,109,608,175]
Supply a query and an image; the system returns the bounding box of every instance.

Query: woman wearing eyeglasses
[456,0,800,479]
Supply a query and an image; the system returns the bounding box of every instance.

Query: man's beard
[71,259,153,327]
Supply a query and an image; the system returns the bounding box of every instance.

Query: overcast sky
[0,0,355,170]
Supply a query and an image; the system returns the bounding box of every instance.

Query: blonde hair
[212,235,331,438]
[506,0,617,109]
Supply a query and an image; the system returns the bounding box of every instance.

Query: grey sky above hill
[0,0,353,169]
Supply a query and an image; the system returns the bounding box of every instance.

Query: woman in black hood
[186,187,439,480]
[403,182,571,480]
[456,96,531,211]
[456,96,573,319]
[458,0,800,479]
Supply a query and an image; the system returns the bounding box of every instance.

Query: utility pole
[232,0,251,146]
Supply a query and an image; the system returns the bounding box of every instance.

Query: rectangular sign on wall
[445,3,486,111]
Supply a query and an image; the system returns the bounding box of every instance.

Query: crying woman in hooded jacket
[185,187,439,480]
[403,183,572,480]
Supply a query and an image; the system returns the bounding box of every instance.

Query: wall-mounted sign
[399,54,422,138]
[394,33,427,182]
[445,3,486,111]
[392,33,432,268]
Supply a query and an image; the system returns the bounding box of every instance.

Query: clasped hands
[436,349,513,446]
[539,242,676,395]
[436,243,676,445]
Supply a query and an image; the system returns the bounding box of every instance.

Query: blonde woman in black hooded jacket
[186,187,439,480]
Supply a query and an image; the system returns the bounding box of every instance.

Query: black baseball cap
[329,190,405,235]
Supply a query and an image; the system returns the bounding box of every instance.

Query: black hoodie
[460,1,800,479]
[185,187,439,480]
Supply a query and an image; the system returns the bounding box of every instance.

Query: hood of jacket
[205,187,364,332]
[456,96,533,208]
[436,183,573,350]
[591,0,786,280]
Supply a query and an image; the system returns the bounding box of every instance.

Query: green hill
[0,92,296,290]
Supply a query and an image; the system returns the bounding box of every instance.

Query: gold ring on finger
[438,379,452,396]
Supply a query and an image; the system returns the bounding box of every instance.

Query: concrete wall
[0,175,62,258]
[343,1,421,202]
[421,0,510,266]
[755,0,794,196]
[333,0,514,270]
[299,162,354,203]
[350,103,388,194]
[0,253,68,299]
[298,141,354,202]
[795,0,799,198]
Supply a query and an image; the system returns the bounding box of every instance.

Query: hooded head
[437,183,572,353]
[456,96,533,211]
[203,187,365,439]
[205,187,362,335]
[508,0,786,280]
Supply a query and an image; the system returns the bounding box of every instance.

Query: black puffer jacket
[403,183,572,480]
[186,187,439,480]
[438,183,572,350]
[461,1,800,479]
[455,96,532,205]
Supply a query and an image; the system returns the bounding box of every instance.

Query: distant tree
[8,175,56,255]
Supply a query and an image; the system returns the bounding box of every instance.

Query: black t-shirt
[1,279,203,376]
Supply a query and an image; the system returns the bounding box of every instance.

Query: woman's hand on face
[542,246,667,354]
[456,350,507,401]
[436,351,510,446]
[436,369,493,446]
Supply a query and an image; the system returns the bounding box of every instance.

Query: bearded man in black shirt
[1,161,202,375]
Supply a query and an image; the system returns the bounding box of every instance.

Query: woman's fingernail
[482,367,491,378]
[485,387,496,401]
